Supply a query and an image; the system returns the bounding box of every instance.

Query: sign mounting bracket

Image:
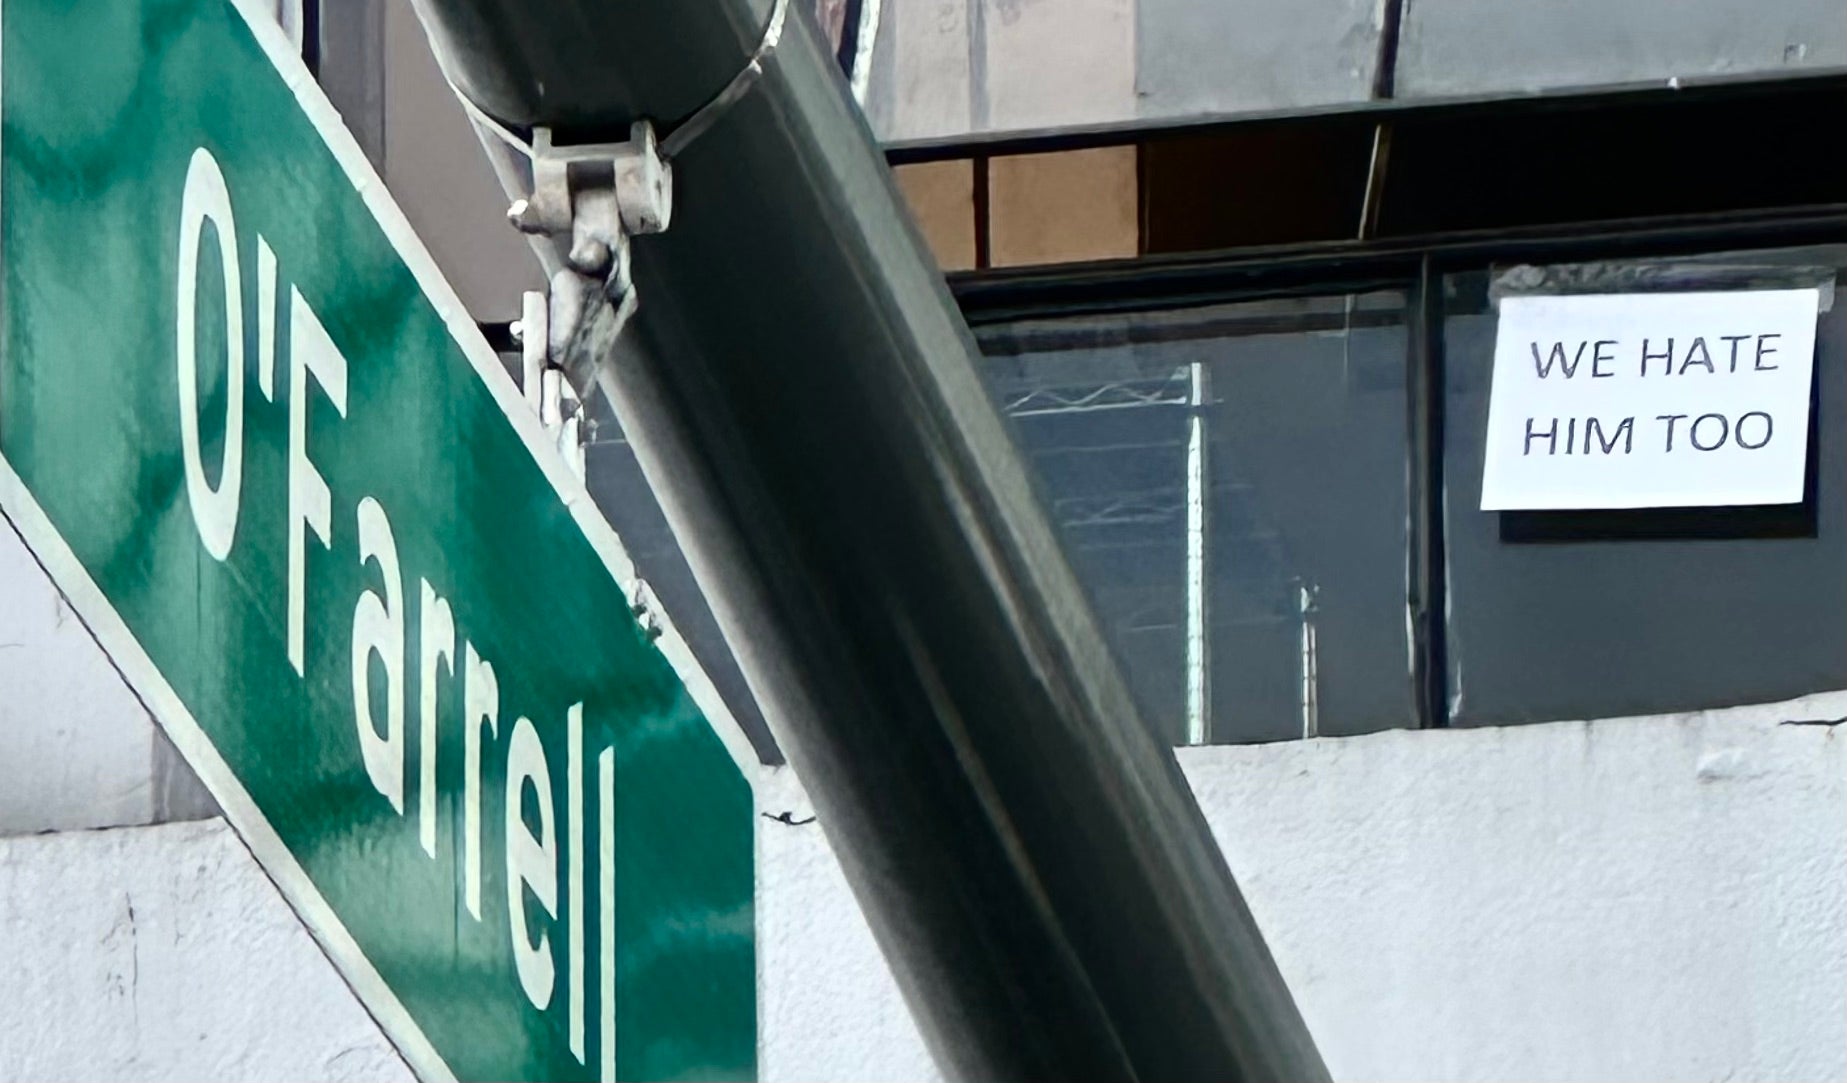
[506,122,672,410]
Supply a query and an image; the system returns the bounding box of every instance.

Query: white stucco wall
[759,700,1847,1082]
[0,819,409,1082]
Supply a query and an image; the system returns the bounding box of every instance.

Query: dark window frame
[951,205,1847,730]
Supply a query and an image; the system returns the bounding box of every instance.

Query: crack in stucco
[126,893,140,1035]
[98,890,142,1041]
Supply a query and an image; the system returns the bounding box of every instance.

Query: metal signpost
[0,1,756,1079]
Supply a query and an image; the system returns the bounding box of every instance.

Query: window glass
[978,292,1416,744]
[1442,247,1847,725]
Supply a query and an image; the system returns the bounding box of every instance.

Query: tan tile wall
[989,146,1139,267]
[892,159,979,271]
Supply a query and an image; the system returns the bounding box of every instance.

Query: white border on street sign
[0,2,765,1079]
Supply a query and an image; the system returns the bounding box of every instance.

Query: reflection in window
[978,293,1416,745]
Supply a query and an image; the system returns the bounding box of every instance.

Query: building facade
[2,1,1844,1079]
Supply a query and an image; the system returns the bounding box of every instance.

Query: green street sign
[0,1,757,1079]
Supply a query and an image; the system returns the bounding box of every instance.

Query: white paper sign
[1480,288,1820,510]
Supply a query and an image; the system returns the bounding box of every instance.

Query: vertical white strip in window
[1184,361,1210,746]
[1300,583,1319,739]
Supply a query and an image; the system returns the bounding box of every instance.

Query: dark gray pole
[408,2,1331,1078]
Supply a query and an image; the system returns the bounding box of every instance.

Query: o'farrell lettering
[174,147,610,1076]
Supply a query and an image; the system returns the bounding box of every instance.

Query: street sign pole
[0,2,757,1079]
[409,0,1331,1080]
